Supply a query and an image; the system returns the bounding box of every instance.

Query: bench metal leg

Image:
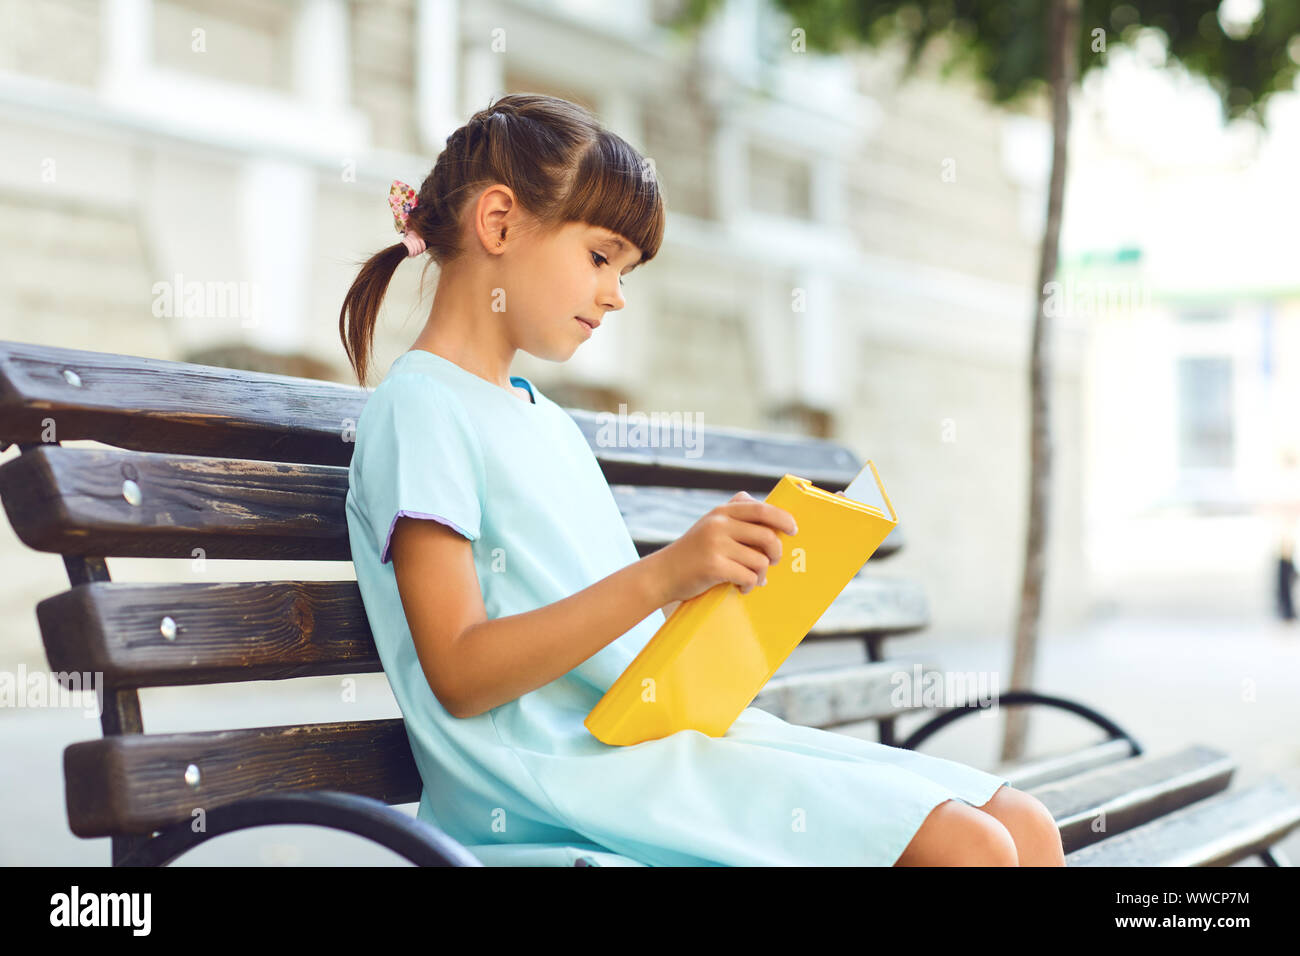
[111,791,484,867]
[1259,847,1291,866]
[877,715,896,747]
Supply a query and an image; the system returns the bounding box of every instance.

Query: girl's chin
[535,340,581,362]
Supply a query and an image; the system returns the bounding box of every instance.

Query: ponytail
[338,241,411,388]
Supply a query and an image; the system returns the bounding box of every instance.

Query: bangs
[556,130,666,265]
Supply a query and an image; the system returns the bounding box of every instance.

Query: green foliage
[669,0,1300,125]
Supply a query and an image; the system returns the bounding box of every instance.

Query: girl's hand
[654,491,798,602]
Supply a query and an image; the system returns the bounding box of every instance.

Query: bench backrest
[0,339,902,856]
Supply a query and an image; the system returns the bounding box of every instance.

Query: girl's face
[503,220,641,361]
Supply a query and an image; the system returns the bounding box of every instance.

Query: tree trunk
[1000,0,1080,765]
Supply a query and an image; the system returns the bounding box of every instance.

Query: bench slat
[998,738,1137,791]
[0,444,351,560]
[1063,776,1300,867]
[37,578,928,689]
[0,340,864,488]
[0,445,902,561]
[38,581,375,688]
[63,719,421,838]
[750,659,941,727]
[1025,745,1235,855]
[615,484,903,558]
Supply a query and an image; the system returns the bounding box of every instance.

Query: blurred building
[0,0,1081,654]
[1066,47,1300,619]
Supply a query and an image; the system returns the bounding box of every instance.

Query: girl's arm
[390,515,675,719]
[390,492,793,719]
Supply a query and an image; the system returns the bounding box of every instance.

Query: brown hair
[338,93,667,387]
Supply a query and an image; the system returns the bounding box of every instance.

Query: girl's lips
[575,317,595,332]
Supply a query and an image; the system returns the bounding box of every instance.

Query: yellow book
[585,460,899,745]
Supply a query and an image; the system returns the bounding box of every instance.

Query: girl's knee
[895,798,1018,866]
[984,786,1059,838]
[968,812,1019,866]
[981,786,1064,863]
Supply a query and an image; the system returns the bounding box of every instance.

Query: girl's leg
[893,798,1019,866]
[974,784,1066,866]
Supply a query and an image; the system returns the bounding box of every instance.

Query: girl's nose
[602,281,625,312]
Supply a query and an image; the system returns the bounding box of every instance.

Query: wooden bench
[1,338,1297,867]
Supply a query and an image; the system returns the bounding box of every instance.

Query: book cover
[585,460,899,745]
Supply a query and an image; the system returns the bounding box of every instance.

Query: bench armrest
[112,790,483,867]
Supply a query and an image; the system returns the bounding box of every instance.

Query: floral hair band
[388,180,425,257]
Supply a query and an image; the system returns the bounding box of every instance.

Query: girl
[339,93,1064,867]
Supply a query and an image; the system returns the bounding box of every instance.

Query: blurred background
[1,0,1297,865]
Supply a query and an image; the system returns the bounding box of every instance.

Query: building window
[1176,356,1234,470]
[765,400,834,440]
[153,0,297,92]
[748,144,812,219]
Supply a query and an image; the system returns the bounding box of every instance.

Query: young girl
[339,93,1065,867]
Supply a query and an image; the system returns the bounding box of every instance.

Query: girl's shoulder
[365,366,470,415]
[355,369,483,456]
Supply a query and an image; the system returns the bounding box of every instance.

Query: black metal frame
[891,689,1144,756]
[112,791,483,867]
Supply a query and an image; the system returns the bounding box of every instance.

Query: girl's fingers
[726,500,797,536]
[720,515,783,565]
[722,536,770,581]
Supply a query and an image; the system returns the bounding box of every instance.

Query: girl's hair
[339,92,667,387]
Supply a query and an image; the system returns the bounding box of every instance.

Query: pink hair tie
[400,232,426,257]
[388,179,425,257]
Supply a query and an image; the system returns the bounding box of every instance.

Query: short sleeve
[352,373,485,564]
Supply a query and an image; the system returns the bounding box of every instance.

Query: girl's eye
[591,251,625,288]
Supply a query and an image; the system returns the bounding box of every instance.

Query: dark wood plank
[0,444,905,562]
[37,576,929,690]
[0,339,866,489]
[615,485,903,559]
[1026,745,1235,855]
[37,581,376,688]
[567,411,863,490]
[0,339,363,467]
[63,719,421,837]
[0,443,352,560]
[1063,776,1300,867]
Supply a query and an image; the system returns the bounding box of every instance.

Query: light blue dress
[345,349,1010,867]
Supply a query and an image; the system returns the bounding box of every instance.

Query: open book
[585,461,899,745]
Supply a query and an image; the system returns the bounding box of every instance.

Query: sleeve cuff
[380,510,478,564]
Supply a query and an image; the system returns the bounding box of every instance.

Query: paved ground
[2,608,1297,866]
